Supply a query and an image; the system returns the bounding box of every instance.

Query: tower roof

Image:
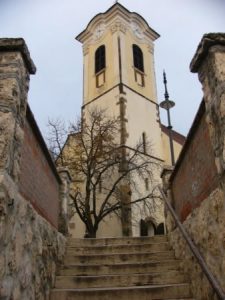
[76,2,160,43]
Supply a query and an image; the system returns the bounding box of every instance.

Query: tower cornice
[75,3,160,44]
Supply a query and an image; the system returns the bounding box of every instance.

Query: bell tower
[76,3,165,236]
[76,3,163,161]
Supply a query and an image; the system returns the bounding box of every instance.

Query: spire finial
[115,0,119,3]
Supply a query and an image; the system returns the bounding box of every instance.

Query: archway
[155,223,165,235]
[140,219,156,237]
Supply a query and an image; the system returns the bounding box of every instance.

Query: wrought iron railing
[158,185,225,300]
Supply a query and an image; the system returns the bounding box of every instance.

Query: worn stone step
[50,283,192,300]
[64,250,175,265]
[67,235,167,247]
[66,241,170,255]
[58,259,181,276]
[55,271,187,289]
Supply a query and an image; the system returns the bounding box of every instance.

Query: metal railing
[158,185,225,300]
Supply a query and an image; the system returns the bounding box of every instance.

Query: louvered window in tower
[95,45,106,87]
[133,44,145,86]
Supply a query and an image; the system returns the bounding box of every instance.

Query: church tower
[73,3,184,237]
[76,3,163,162]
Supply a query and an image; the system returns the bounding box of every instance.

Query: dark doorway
[140,219,157,237]
[155,223,165,235]
[140,219,148,236]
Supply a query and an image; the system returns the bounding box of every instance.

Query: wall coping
[0,38,36,74]
[190,33,225,73]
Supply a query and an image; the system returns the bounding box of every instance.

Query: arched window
[95,45,106,74]
[133,44,144,72]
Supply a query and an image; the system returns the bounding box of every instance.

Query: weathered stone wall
[191,34,225,177]
[169,187,225,299]
[165,34,225,299]
[0,173,66,300]
[0,39,67,300]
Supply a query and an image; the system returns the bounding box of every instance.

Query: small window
[95,45,106,74]
[133,44,144,72]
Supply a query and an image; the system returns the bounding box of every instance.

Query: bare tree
[47,118,68,164]
[48,108,160,238]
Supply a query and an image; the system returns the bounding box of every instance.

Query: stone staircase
[50,235,194,300]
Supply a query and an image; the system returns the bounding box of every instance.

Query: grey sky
[1,0,225,137]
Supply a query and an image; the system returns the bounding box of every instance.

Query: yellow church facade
[66,3,185,238]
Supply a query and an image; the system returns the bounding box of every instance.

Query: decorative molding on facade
[97,85,106,94]
[111,21,127,34]
[83,45,89,56]
[117,96,129,145]
[76,4,160,44]
[148,44,154,54]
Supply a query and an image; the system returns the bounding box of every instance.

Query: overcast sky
[1,0,225,138]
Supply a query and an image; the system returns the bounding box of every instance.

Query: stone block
[169,187,225,299]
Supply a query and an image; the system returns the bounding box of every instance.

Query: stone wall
[169,187,225,299]
[165,34,225,299]
[0,173,66,300]
[0,39,67,300]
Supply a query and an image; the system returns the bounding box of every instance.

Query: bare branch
[46,107,159,238]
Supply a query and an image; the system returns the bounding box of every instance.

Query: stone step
[64,250,175,265]
[55,271,187,289]
[50,283,192,300]
[58,259,181,276]
[66,241,170,255]
[67,235,168,247]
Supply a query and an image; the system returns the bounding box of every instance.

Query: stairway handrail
[158,185,225,300]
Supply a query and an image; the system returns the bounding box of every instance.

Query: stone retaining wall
[169,187,225,299]
[0,173,66,300]
[165,33,225,300]
[0,38,68,300]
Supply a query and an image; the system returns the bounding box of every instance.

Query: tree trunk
[84,225,97,238]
